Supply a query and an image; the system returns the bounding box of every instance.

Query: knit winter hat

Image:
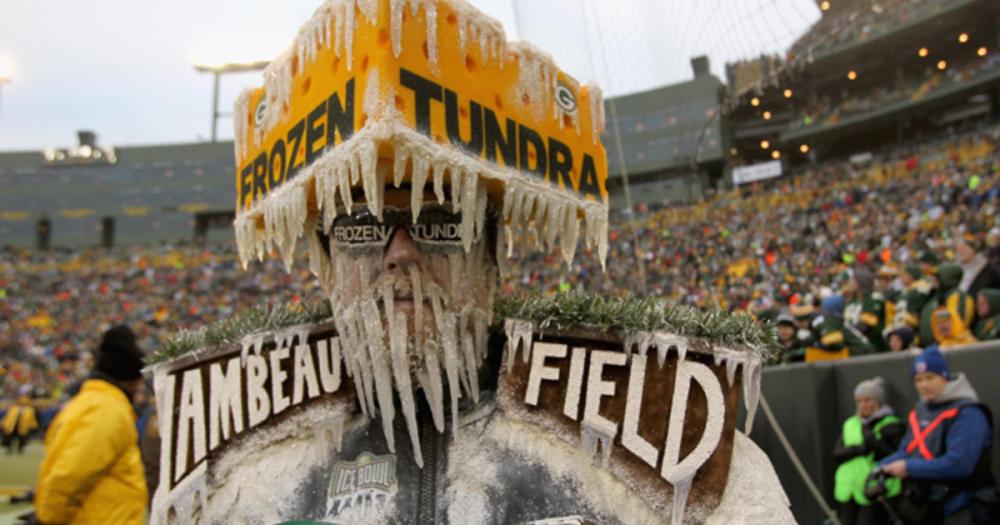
[912,345,951,380]
[95,325,145,381]
[854,377,886,404]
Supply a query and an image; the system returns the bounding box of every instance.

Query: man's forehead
[377,188,438,209]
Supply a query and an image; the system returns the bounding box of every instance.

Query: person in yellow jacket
[34,325,148,525]
[2,395,38,454]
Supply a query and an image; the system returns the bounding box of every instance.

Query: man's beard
[326,242,496,467]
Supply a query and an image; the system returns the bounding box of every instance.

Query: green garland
[150,291,776,364]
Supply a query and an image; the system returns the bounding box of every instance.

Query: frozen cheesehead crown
[232,0,609,278]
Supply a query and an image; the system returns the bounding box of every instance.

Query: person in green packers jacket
[896,264,934,332]
[806,295,874,362]
[844,267,888,353]
[919,263,976,347]
[974,288,1000,340]
[834,377,905,525]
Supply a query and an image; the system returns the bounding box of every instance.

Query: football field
[0,442,43,525]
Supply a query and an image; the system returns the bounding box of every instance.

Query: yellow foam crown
[232,0,608,274]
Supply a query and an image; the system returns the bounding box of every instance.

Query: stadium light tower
[193,60,269,142]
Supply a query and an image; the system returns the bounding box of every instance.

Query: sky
[0,0,819,152]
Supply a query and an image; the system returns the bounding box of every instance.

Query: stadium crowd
[2,121,1000,414]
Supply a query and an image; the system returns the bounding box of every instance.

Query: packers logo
[555,82,577,113]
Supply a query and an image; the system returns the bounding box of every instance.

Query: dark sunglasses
[324,204,472,254]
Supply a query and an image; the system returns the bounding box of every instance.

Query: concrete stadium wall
[746,343,1000,524]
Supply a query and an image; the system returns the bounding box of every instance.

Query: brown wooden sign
[497,321,762,522]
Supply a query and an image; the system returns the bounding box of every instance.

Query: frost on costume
[147,0,792,523]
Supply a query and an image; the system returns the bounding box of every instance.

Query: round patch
[555,83,577,113]
[915,362,927,373]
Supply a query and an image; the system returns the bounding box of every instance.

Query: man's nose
[383,227,420,272]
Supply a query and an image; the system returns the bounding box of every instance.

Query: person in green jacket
[895,264,933,333]
[974,288,1000,340]
[834,377,905,525]
[919,263,975,347]
[844,267,888,352]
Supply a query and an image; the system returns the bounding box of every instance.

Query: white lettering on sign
[660,359,724,484]
[562,347,587,421]
[622,352,659,468]
[208,357,244,451]
[525,342,568,406]
[513,337,731,498]
[166,335,346,486]
[175,369,207,483]
[582,350,627,439]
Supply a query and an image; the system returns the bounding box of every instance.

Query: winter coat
[845,292,887,352]
[973,289,1000,340]
[919,264,975,347]
[959,254,1000,298]
[35,378,147,525]
[2,399,38,437]
[880,373,993,517]
[833,408,905,505]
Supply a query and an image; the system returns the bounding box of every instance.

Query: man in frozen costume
[148,1,793,523]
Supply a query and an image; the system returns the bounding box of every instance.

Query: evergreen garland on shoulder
[150,291,776,365]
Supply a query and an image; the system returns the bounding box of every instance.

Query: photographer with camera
[879,347,997,524]
[834,377,905,524]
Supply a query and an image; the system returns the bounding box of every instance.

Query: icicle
[424,0,438,69]
[544,202,562,251]
[432,163,446,204]
[459,317,479,403]
[587,84,604,144]
[503,319,534,370]
[560,205,580,266]
[743,356,762,433]
[389,307,423,467]
[474,174,488,237]
[671,475,694,525]
[361,298,396,452]
[440,312,461,436]
[359,141,382,219]
[460,171,478,253]
[725,357,739,386]
[410,154,429,222]
[393,143,409,188]
[389,0,406,57]
[580,422,614,467]
[653,333,687,368]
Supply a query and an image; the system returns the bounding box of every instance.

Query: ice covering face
[322,189,498,467]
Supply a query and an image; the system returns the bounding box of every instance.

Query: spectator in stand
[886,326,919,353]
[930,309,978,349]
[955,238,1000,298]
[919,264,976,348]
[2,395,37,454]
[775,314,804,363]
[972,289,1000,341]
[845,267,888,352]
[898,264,935,332]
[34,326,148,525]
[880,347,995,524]
[834,377,905,525]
